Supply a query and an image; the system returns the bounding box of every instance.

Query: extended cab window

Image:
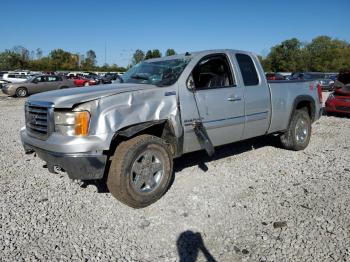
[192,54,234,90]
[236,53,259,86]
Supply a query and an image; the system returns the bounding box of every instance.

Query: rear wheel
[107,134,173,208]
[16,87,28,97]
[280,108,311,151]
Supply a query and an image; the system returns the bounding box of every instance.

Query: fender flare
[288,95,316,128]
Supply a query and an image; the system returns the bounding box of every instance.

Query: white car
[2,73,29,83]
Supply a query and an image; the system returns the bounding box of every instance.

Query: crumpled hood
[28,83,156,108]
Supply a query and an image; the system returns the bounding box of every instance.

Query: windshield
[121,58,191,86]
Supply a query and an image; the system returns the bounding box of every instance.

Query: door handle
[228,95,242,102]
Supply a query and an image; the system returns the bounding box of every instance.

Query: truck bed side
[268,80,321,134]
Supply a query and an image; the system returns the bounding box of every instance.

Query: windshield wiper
[130,73,149,80]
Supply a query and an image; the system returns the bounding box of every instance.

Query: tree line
[0,47,126,72]
[0,36,349,73]
[260,36,350,72]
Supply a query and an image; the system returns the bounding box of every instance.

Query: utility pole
[104,41,107,65]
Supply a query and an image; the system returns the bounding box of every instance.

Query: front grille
[25,101,54,139]
[335,106,350,112]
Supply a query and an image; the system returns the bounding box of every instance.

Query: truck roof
[145,49,255,63]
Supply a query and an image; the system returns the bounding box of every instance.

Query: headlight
[54,111,90,136]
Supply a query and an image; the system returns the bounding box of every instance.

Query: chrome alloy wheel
[130,149,164,193]
[295,117,308,143]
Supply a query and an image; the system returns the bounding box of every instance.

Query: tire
[107,134,173,208]
[279,108,311,151]
[16,87,28,97]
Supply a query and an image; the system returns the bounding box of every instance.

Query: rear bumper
[23,143,107,180]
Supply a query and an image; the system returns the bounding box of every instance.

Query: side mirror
[187,76,195,91]
[32,79,38,84]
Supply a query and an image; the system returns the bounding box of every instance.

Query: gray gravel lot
[1,93,349,261]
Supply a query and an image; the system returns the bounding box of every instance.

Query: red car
[325,70,350,115]
[266,73,286,80]
[69,76,98,87]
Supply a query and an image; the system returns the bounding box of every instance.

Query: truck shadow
[80,135,281,193]
[177,230,217,262]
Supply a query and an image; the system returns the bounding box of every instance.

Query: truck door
[180,53,245,153]
[235,53,271,139]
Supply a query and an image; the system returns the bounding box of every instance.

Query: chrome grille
[25,101,54,140]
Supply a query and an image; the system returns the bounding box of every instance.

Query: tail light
[317,83,322,103]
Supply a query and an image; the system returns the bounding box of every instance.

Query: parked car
[2,73,29,83]
[104,72,123,82]
[325,70,350,115]
[1,75,74,97]
[71,76,98,87]
[266,73,286,80]
[0,71,9,78]
[21,49,322,208]
[290,72,335,91]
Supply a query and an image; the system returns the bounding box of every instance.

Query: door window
[48,76,59,81]
[34,76,46,82]
[236,53,259,86]
[191,54,235,90]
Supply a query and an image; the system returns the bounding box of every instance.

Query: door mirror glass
[32,78,38,83]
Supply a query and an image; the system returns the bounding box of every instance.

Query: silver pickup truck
[21,49,323,208]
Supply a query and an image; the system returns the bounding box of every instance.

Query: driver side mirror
[32,79,38,84]
[187,75,195,91]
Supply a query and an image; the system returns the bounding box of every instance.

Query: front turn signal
[74,111,90,136]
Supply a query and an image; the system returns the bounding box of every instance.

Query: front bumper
[23,143,107,180]
[1,86,15,96]
[21,129,108,180]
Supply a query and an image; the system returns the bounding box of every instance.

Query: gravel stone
[0,93,349,261]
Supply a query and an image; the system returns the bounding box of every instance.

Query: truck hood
[28,83,156,108]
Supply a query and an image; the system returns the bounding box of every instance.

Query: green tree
[151,49,162,58]
[306,36,350,71]
[132,49,145,65]
[145,49,162,60]
[265,38,306,72]
[165,48,176,56]
[49,49,73,70]
[145,50,153,60]
[81,50,97,70]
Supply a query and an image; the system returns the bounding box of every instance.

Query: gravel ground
[0,93,349,261]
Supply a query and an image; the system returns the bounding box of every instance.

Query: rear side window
[236,54,259,86]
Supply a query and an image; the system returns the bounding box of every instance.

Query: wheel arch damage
[92,89,183,157]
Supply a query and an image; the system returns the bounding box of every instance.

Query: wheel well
[109,121,178,157]
[296,101,312,118]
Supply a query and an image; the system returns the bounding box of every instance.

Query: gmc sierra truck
[21,49,323,208]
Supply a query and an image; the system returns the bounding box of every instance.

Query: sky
[1,0,349,67]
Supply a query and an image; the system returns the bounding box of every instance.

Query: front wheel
[279,108,311,151]
[107,135,173,208]
[16,87,28,97]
